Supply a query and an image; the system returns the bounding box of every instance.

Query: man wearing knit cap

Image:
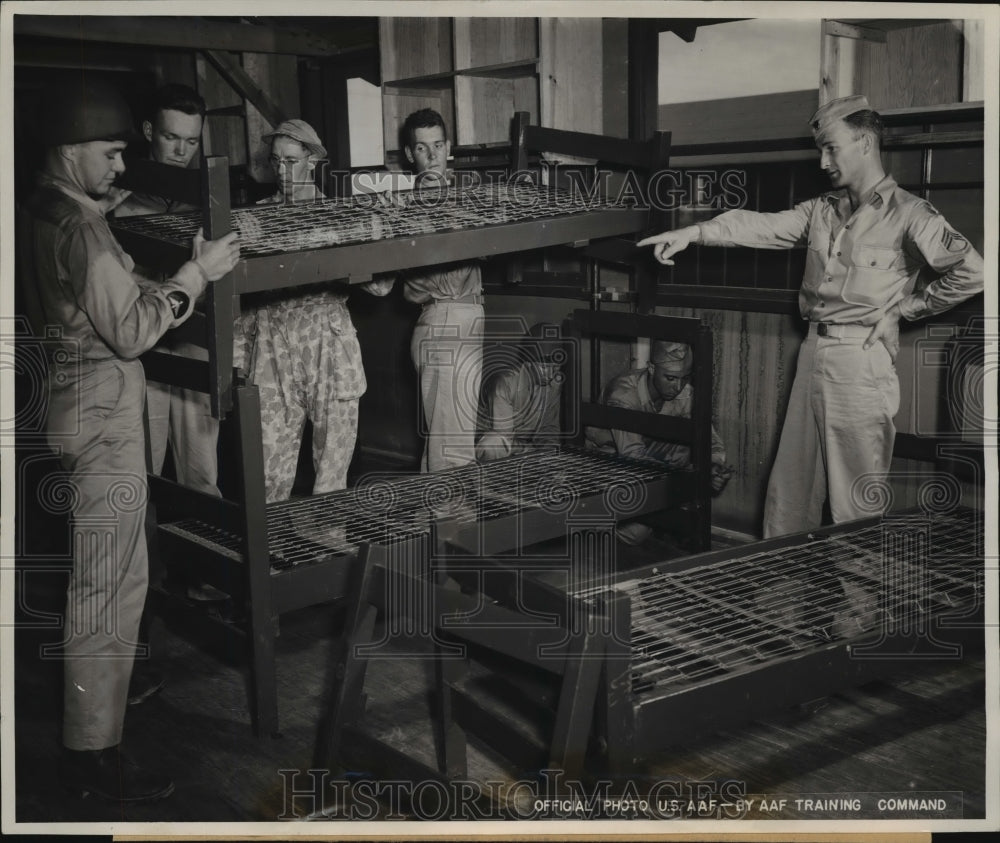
[18,77,239,803]
[639,94,983,537]
[586,340,730,545]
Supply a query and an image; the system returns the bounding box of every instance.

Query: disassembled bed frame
[406,503,984,784]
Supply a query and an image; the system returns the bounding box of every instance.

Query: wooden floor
[11,544,988,828]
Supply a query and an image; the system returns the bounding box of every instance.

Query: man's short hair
[402,108,448,149]
[843,109,883,151]
[152,83,206,120]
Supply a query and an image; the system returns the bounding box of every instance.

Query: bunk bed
[110,117,722,738]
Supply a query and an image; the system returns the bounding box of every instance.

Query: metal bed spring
[163,446,674,571]
[110,184,632,259]
[574,508,982,696]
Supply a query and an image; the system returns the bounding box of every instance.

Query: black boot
[59,745,174,803]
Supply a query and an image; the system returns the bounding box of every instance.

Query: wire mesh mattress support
[162,447,678,571]
[111,184,636,259]
[584,507,983,700]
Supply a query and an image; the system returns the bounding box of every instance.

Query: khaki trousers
[763,324,899,538]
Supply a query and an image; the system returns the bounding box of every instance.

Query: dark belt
[425,294,484,307]
[813,322,871,339]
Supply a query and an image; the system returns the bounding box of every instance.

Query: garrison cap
[809,94,871,136]
[38,77,139,146]
[261,119,328,159]
[650,341,693,375]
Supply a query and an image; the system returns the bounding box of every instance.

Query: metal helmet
[38,77,139,146]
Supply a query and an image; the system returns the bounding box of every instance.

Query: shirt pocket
[843,244,900,307]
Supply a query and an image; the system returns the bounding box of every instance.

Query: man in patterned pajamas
[20,78,239,802]
[240,119,392,502]
[640,95,984,537]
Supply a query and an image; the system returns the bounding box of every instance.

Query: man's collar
[823,174,897,208]
[867,174,897,207]
[38,173,103,215]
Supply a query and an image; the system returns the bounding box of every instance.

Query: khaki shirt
[696,175,984,324]
[481,363,562,448]
[585,369,726,467]
[403,261,482,304]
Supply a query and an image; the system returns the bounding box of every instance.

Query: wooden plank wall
[242,53,301,182]
[854,21,963,109]
[451,17,537,68]
[539,18,604,134]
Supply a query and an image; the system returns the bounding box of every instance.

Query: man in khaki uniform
[400,108,484,472]
[640,95,983,537]
[20,78,239,803]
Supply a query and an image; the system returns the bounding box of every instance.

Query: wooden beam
[201,49,286,128]
[628,20,659,142]
[14,15,365,57]
[825,20,888,43]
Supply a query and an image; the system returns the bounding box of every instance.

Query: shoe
[59,745,174,803]
[186,580,230,603]
[127,664,165,706]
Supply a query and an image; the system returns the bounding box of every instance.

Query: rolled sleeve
[360,276,395,297]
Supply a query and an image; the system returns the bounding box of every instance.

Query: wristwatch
[166,290,190,317]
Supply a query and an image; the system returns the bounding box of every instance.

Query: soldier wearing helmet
[18,77,239,804]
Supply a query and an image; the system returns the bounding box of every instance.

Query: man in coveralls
[19,78,239,803]
[639,95,984,537]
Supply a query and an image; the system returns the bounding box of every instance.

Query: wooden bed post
[232,381,279,737]
[200,155,235,419]
[595,588,634,779]
[635,130,672,314]
[690,321,714,552]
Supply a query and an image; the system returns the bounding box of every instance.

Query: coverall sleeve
[63,220,206,359]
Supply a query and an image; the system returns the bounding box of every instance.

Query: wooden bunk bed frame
[111,116,714,739]
[417,503,984,784]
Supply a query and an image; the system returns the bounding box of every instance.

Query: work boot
[59,745,174,803]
